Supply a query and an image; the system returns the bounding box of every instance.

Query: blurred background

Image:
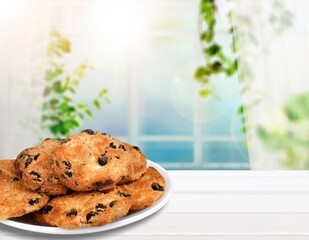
[0,0,307,170]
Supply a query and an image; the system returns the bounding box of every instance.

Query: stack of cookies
[0,129,165,230]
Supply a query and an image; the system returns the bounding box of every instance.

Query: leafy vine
[195,0,293,133]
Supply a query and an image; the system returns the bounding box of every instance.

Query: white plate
[0,160,173,235]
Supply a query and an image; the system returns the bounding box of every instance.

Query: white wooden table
[1,171,309,240]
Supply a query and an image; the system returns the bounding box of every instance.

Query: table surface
[1,171,309,240]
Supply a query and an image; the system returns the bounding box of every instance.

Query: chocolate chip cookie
[117,167,165,210]
[0,160,49,220]
[52,129,147,192]
[15,139,68,195]
[40,189,131,229]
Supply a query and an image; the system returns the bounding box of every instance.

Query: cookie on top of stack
[0,129,165,230]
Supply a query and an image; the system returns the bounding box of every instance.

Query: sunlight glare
[91,0,149,49]
[103,6,145,43]
[0,0,20,15]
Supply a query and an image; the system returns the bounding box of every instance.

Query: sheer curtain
[230,0,309,169]
[0,0,49,158]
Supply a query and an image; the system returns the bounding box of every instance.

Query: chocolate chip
[42,205,53,215]
[109,201,116,207]
[96,204,106,211]
[118,191,131,198]
[86,211,96,223]
[151,183,164,191]
[98,154,108,166]
[81,129,95,135]
[66,209,78,217]
[65,171,73,178]
[133,146,141,152]
[115,156,120,159]
[109,142,117,149]
[119,145,126,151]
[18,153,26,159]
[93,179,114,190]
[30,171,42,182]
[62,161,71,169]
[101,133,111,137]
[12,177,19,181]
[24,156,34,168]
[33,154,40,160]
[28,198,40,205]
[30,171,41,178]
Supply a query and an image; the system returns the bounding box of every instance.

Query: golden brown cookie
[52,129,147,192]
[0,160,49,220]
[15,139,68,195]
[40,189,131,229]
[117,167,165,210]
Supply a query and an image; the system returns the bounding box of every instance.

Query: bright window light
[102,6,146,42]
[0,0,19,15]
[91,0,149,48]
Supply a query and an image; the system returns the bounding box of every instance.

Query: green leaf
[257,127,291,150]
[93,99,101,109]
[58,37,71,53]
[78,112,84,119]
[225,59,238,77]
[204,43,221,56]
[199,86,213,98]
[52,81,65,94]
[42,114,61,122]
[77,104,87,109]
[45,67,63,81]
[85,109,93,119]
[237,105,245,114]
[68,87,76,94]
[99,88,108,98]
[59,102,75,113]
[63,96,72,102]
[72,79,79,87]
[194,67,210,81]
[63,119,80,129]
[200,31,214,42]
[284,92,309,122]
[49,123,64,134]
[49,98,59,106]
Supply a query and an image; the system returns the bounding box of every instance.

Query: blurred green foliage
[258,92,309,169]
[41,29,109,139]
[194,0,238,98]
[195,0,293,135]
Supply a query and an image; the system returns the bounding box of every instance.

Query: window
[0,0,249,169]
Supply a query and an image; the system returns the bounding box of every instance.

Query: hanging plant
[194,0,238,98]
[194,0,293,133]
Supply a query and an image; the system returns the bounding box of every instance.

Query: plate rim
[0,160,173,235]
